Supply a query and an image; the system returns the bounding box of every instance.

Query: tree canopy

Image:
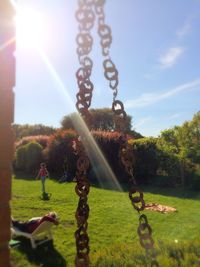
[157,112,200,186]
[61,108,142,138]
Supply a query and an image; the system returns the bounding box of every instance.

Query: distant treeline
[13,124,56,140]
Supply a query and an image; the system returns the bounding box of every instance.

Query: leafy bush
[89,131,127,183]
[156,148,180,186]
[129,137,158,184]
[15,145,27,170]
[44,130,128,182]
[15,141,43,174]
[44,129,78,177]
[25,142,43,173]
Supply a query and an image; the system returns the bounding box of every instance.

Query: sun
[15,8,47,49]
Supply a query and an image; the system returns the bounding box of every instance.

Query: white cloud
[125,79,200,109]
[159,46,185,69]
[176,22,191,38]
[168,113,181,120]
[134,117,152,128]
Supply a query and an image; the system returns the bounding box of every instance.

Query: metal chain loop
[76,6,95,31]
[119,140,159,266]
[103,59,118,89]
[94,1,127,121]
[75,1,159,266]
[129,187,145,212]
[73,138,91,267]
[76,1,95,124]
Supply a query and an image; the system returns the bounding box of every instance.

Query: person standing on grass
[36,163,49,193]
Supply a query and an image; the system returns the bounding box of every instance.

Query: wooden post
[0,2,15,266]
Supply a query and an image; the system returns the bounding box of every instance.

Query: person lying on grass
[11,211,59,233]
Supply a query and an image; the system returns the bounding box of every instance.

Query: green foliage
[90,131,126,182]
[44,129,126,181]
[13,112,200,188]
[44,129,77,177]
[158,113,200,163]
[178,113,200,163]
[11,178,200,267]
[129,137,158,184]
[15,141,43,174]
[15,145,27,170]
[61,108,133,133]
[157,113,200,186]
[13,124,56,140]
[156,145,180,185]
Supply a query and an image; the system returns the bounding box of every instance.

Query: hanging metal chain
[75,1,95,265]
[119,140,159,266]
[73,138,90,267]
[75,1,159,266]
[94,0,126,120]
[94,1,159,266]
[75,0,96,126]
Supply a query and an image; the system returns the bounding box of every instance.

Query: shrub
[89,131,128,183]
[129,137,158,184]
[156,148,180,186]
[44,130,129,182]
[44,129,78,178]
[25,142,43,173]
[15,145,27,170]
[15,141,43,174]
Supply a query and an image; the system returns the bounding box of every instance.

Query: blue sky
[13,0,200,136]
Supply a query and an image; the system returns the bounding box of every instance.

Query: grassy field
[11,177,200,267]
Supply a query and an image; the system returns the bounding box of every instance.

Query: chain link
[75,1,95,126]
[73,138,90,267]
[75,1,159,266]
[119,140,159,266]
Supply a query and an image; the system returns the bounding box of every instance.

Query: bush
[15,145,27,170]
[44,130,129,182]
[15,141,43,174]
[89,131,128,183]
[129,137,158,184]
[25,142,43,173]
[156,148,180,186]
[44,130,78,178]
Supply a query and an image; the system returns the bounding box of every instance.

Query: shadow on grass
[13,171,37,180]
[13,171,200,200]
[16,238,67,267]
[91,180,200,200]
[143,185,200,200]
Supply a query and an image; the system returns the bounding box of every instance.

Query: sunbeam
[12,0,124,192]
[38,48,123,191]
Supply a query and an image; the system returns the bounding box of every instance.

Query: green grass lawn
[11,177,200,267]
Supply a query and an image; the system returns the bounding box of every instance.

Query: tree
[157,112,200,186]
[61,108,133,133]
[180,113,200,164]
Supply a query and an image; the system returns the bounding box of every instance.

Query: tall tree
[61,108,134,133]
[158,112,200,186]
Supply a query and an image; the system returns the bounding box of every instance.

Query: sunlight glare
[38,49,124,192]
[15,8,47,49]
